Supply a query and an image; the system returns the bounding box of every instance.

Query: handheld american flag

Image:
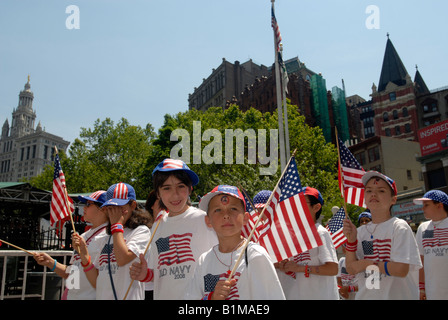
[337,137,366,208]
[50,153,74,226]
[240,189,271,242]
[325,207,348,249]
[258,156,323,263]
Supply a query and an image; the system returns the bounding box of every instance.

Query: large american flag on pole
[271,3,282,52]
[338,137,366,208]
[50,154,74,226]
[259,157,323,263]
[325,207,347,249]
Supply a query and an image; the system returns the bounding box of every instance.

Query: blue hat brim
[101,198,131,207]
[78,195,104,204]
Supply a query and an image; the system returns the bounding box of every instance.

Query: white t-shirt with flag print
[185,241,285,300]
[67,223,108,300]
[91,224,151,300]
[281,223,339,300]
[416,217,448,300]
[354,217,422,300]
[147,206,218,300]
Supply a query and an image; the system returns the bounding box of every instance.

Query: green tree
[29,118,155,199]
[144,103,342,221]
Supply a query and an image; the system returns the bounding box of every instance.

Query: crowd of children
[33,158,448,300]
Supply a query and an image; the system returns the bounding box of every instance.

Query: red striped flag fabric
[50,154,74,226]
[338,137,366,208]
[422,228,448,248]
[258,157,323,263]
[362,238,391,261]
[271,4,282,52]
[325,207,347,249]
[162,159,185,170]
[155,232,195,267]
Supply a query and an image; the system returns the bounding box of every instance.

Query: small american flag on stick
[50,150,75,227]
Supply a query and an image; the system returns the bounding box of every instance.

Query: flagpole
[123,212,165,300]
[272,0,286,171]
[280,44,290,160]
[0,239,35,255]
[227,148,297,281]
[54,146,78,236]
[335,128,349,219]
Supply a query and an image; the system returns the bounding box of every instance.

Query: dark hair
[145,190,158,218]
[432,200,448,215]
[152,170,192,211]
[106,200,153,234]
[306,194,323,220]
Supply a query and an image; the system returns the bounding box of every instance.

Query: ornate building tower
[371,35,419,141]
[0,76,70,182]
[10,76,37,138]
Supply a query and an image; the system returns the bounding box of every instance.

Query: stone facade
[0,78,70,182]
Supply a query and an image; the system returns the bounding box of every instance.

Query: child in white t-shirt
[75,182,152,300]
[343,171,422,300]
[277,187,339,300]
[184,185,285,300]
[414,189,448,300]
[34,190,108,300]
[129,159,218,300]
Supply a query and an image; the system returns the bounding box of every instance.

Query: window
[389,92,396,101]
[405,123,411,133]
[385,128,391,136]
[402,107,409,117]
[383,112,389,122]
[368,146,380,162]
[355,152,366,165]
[407,170,412,180]
[395,126,401,135]
[393,110,398,120]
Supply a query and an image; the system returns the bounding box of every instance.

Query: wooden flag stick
[335,128,349,219]
[227,149,297,281]
[0,239,35,256]
[123,211,165,300]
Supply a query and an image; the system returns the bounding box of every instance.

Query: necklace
[213,239,246,273]
[366,223,379,239]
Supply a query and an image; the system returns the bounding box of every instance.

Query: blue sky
[1,0,447,147]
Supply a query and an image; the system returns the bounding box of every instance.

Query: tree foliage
[28,105,351,222]
[29,118,155,199]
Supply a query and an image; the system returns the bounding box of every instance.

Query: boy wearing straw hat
[184,185,285,300]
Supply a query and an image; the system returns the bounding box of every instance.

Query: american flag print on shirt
[422,228,448,247]
[98,243,116,266]
[156,233,195,267]
[203,272,241,300]
[361,239,391,261]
